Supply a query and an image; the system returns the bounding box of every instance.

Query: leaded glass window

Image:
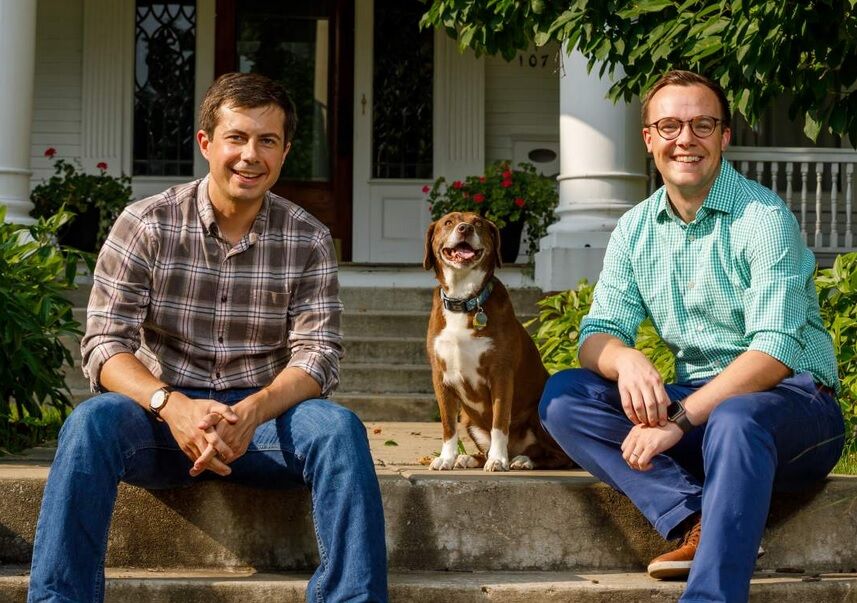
[372,0,433,179]
[134,1,196,176]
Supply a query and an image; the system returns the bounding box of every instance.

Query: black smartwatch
[667,398,695,433]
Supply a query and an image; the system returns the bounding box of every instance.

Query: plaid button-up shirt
[81,176,343,396]
[581,160,839,391]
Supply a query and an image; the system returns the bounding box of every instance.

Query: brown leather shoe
[647,514,701,580]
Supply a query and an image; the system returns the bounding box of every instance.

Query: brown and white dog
[423,211,571,471]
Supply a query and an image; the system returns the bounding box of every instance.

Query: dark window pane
[236,1,331,182]
[133,1,196,177]
[372,0,433,179]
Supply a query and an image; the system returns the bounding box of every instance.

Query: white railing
[647,146,857,252]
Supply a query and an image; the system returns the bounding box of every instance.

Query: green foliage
[531,258,857,451]
[422,0,857,144]
[425,161,558,262]
[0,207,90,425]
[528,280,675,380]
[30,149,133,251]
[815,252,857,451]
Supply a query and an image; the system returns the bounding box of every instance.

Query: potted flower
[424,161,558,264]
[30,148,133,252]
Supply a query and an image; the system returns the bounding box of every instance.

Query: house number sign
[518,53,550,68]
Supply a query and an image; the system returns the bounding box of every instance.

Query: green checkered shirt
[580,160,839,391]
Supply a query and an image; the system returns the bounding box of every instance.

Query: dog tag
[473,310,488,330]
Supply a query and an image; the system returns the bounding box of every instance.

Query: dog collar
[441,279,494,313]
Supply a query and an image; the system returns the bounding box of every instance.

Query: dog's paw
[429,455,456,471]
[510,455,534,470]
[484,456,510,472]
[454,454,481,469]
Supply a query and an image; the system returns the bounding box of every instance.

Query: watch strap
[667,398,695,433]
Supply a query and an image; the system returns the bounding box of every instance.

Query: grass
[834,450,857,475]
[0,405,64,456]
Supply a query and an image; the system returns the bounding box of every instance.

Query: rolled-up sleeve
[81,209,154,391]
[744,208,808,369]
[579,223,647,352]
[286,229,343,396]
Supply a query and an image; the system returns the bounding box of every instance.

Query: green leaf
[804,112,822,141]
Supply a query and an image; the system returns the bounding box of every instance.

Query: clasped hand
[189,397,261,477]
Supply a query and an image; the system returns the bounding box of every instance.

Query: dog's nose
[456,223,474,235]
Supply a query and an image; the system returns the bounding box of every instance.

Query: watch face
[151,389,167,409]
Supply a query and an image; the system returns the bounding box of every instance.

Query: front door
[215,0,354,260]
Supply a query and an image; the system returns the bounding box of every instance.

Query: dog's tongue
[454,243,476,260]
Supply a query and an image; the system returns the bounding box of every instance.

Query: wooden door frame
[213,0,354,260]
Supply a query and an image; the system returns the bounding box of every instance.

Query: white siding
[30,0,84,188]
[484,43,560,166]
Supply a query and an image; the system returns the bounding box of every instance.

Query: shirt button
[697,325,704,332]
[221,295,227,302]
[215,371,221,379]
[688,281,695,289]
[218,336,224,343]
[688,235,696,241]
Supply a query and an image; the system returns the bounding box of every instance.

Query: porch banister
[847,164,854,248]
[0,0,37,224]
[831,163,839,248]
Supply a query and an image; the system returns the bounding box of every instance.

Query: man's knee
[297,399,369,450]
[539,368,609,428]
[59,393,137,444]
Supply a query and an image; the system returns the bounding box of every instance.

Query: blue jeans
[27,388,388,603]
[539,369,844,603]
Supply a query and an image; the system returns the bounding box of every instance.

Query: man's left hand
[621,422,684,471]
[191,397,262,476]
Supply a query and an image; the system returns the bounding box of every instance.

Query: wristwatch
[667,398,695,433]
[148,386,173,421]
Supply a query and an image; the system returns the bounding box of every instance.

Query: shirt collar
[656,159,738,223]
[195,175,271,240]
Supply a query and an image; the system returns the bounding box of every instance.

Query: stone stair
[11,266,857,600]
[61,268,544,422]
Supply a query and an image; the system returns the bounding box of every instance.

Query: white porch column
[535,47,647,291]
[0,0,37,224]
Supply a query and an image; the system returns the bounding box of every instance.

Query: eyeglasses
[645,116,722,140]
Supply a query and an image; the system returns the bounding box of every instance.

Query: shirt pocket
[245,288,292,347]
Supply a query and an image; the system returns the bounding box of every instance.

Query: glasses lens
[690,117,717,137]
[657,118,682,139]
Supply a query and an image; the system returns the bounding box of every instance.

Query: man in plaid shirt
[540,71,844,602]
[28,73,387,603]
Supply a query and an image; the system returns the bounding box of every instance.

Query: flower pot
[498,218,525,264]
[58,206,100,252]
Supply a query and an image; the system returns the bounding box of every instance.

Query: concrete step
[1,458,856,574]
[1,567,855,602]
[337,393,437,422]
[339,363,432,394]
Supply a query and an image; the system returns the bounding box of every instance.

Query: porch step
[2,567,855,602]
[339,363,432,394]
[1,459,856,574]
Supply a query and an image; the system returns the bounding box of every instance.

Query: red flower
[479,176,486,183]
[502,170,512,179]
[473,193,485,204]
[452,180,463,190]
[97,162,108,171]
[44,147,57,158]
[514,197,526,208]
[422,185,431,194]
[501,179,513,188]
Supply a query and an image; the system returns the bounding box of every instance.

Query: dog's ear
[423,221,437,270]
[489,220,503,269]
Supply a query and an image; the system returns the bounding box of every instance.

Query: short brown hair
[641,70,731,129]
[199,72,298,143]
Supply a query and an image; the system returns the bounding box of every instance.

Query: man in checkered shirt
[28,73,387,603]
[540,71,844,602]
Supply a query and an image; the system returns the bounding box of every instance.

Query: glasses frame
[645,115,722,140]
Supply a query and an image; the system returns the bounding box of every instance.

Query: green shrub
[0,207,90,437]
[531,257,857,451]
[528,280,675,380]
[815,252,857,451]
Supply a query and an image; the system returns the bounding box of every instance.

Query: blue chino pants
[27,388,388,603]
[539,369,844,603]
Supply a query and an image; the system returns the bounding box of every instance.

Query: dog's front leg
[484,375,513,472]
[430,379,460,471]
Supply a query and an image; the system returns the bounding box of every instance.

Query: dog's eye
[473,220,482,228]
[444,219,452,226]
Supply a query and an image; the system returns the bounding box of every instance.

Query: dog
[423,211,572,471]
